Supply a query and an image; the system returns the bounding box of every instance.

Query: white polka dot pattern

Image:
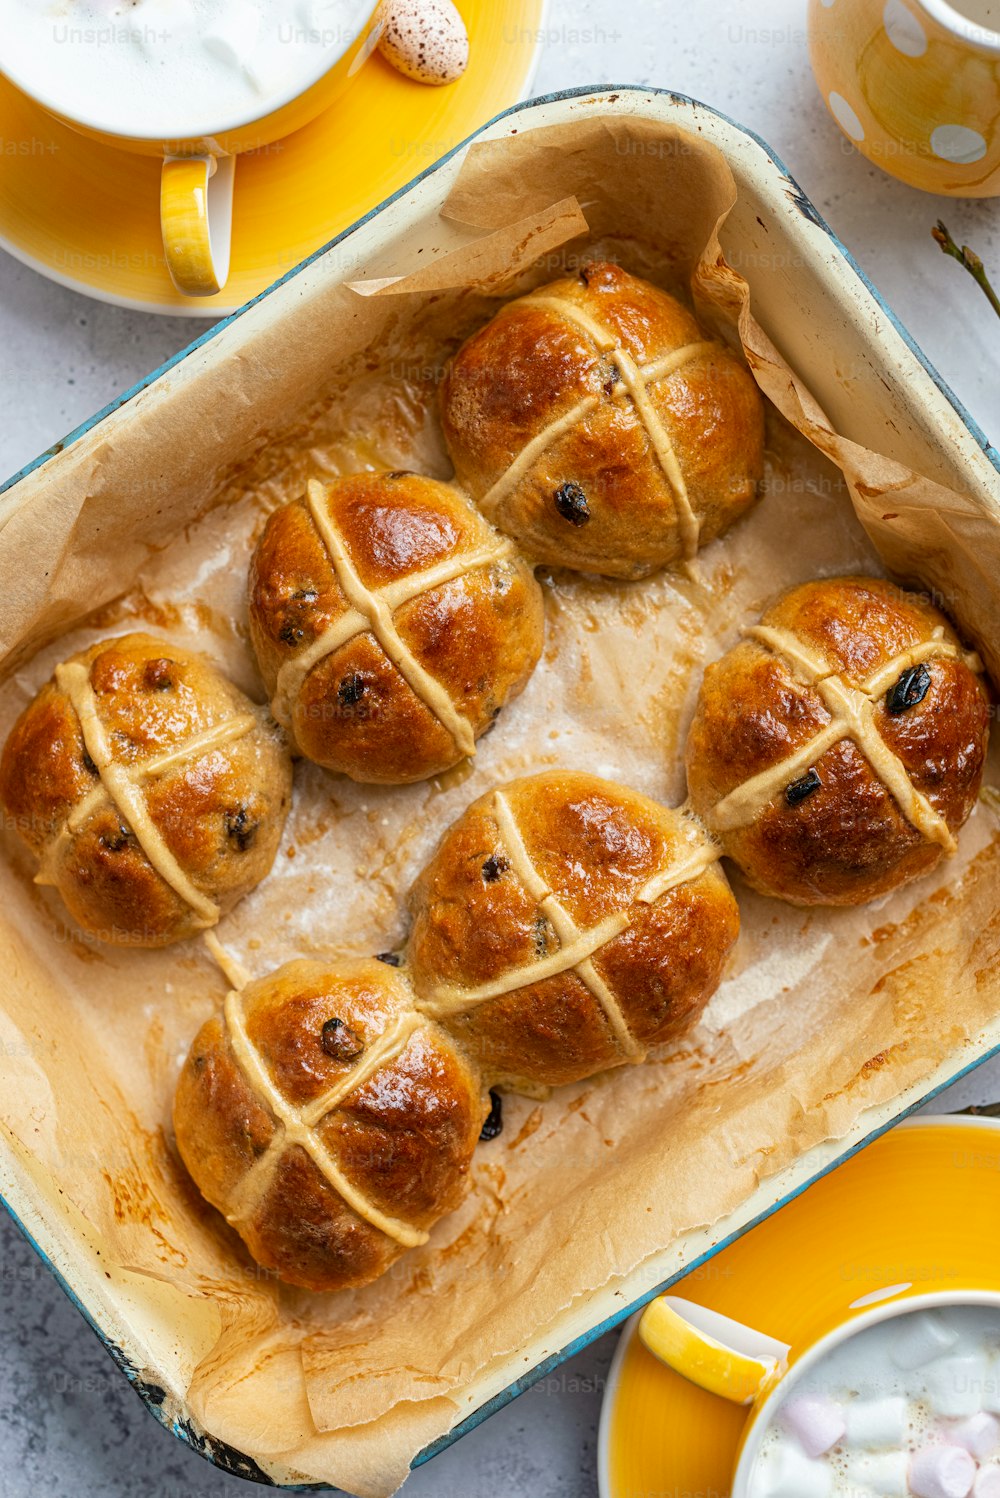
[884,0,928,56]
[931,123,989,163]
[829,91,866,141]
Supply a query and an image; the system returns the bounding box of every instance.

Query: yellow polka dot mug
[808,0,1000,195]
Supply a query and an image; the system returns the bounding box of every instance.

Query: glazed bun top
[406,770,740,1087]
[685,577,991,906]
[174,769,742,1293]
[248,472,544,784]
[0,633,292,947]
[173,956,486,1292]
[440,261,765,579]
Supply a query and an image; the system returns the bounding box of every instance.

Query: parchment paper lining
[0,115,998,1497]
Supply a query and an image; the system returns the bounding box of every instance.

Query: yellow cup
[639,1287,1000,1495]
[808,0,1000,196]
[0,2,385,296]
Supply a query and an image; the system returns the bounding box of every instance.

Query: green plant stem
[932,220,1000,322]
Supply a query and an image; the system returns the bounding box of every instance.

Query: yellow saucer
[599,1116,1000,1498]
[0,0,544,316]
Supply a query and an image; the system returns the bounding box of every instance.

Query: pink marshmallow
[778,1394,846,1458]
[953,1413,1000,1460]
[975,1470,1000,1498]
[909,1444,976,1498]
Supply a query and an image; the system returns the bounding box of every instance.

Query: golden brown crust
[440,262,765,578]
[173,958,486,1292]
[592,873,741,1044]
[248,472,545,784]
[321,1026,482,1226]
[686,577,991,905]
[67,569,988,1301]
[296,633,458,787]
[439,974,621,1088]
[173,1012,277,1212]
[406,771,740,1086]
[0,680,97,854]
[243,1146,399,1293]
[763,575,934,679]
[0,633,292,946]
[248,494,343,683]
[174,773,741,1290]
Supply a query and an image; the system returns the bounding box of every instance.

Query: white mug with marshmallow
[638,1290,1000,1498]
[0,0,385,296]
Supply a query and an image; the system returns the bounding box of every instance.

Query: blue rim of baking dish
[1,84,999,1490]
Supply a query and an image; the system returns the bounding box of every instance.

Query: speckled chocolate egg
[378,0,469,85]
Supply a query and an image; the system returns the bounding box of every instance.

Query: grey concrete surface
[0,1,998,1494]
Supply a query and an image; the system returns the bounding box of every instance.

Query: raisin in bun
[407,771,740,1087]
[174,957,486,1292]
[440,262,765,579]
[248,473,544,784]
[0,633,292,947]
[686,577,990,906]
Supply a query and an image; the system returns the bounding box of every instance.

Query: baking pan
[1,85,998,1490]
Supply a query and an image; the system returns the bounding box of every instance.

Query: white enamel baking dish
[1,86,999,1490]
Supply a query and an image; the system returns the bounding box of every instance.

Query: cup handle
[638,1295,790,1406]
[160,153,235,297]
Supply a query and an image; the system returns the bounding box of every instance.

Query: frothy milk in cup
[0,0,376,137]
[750,1305,1000,1496]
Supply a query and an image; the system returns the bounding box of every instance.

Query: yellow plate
[598,1116,1000,1498]
[0,0,545,316]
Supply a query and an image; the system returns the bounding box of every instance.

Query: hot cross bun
[0,633,292,946]
[248,472,544,784]
[173,957,485,1292]
[685,577,990,905]
[440,262,765,579]
[407,771,740,1086]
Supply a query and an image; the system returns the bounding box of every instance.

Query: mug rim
[733,1286,1000,1495]
[0,0,378,146]
[916,0,1000,56]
